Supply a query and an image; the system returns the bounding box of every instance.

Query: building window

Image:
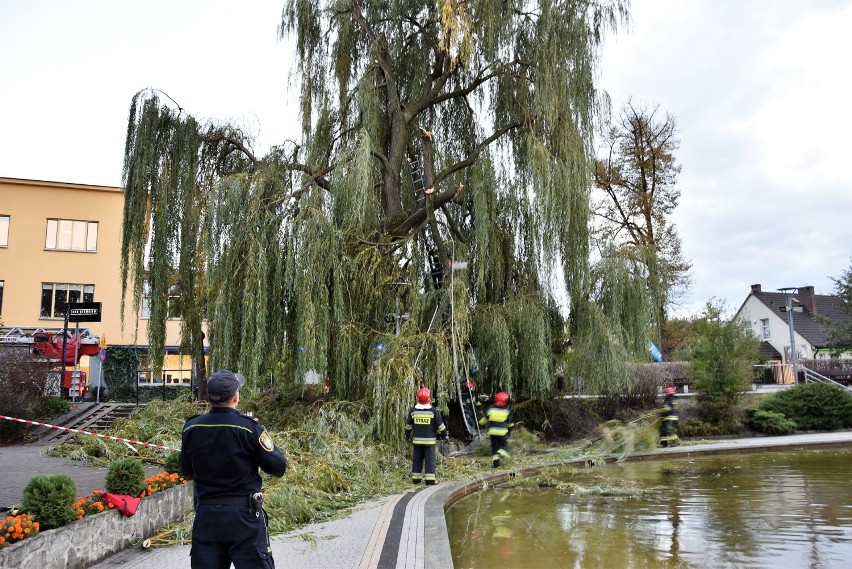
[40,283,94,318]
[45,219,98,252]
[760,318,770,339]
[141,281,181,319]
[0,215,9,247]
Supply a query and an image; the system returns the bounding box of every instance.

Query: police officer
[180,369,288,568]
[479,391,513,468]
[405,387,447,484]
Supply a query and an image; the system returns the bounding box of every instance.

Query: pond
[446,448,852,568]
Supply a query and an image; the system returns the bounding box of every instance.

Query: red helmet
[417,387,431,404]
[663,387,676,396]
[495,391,509,407]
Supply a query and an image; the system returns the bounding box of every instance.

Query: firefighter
[659,386,679,447]
[479,391,513,468]
[405,387,447,484]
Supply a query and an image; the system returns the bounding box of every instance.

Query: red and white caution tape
[0,414,179,452]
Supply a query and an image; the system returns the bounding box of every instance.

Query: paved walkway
[90,482,455,569]
[0,444,160,510]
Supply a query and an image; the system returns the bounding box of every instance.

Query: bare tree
[594,101,692,355]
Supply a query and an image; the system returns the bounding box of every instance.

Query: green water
[446,448,852,568]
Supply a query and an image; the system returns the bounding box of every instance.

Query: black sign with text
[68,302,102,322]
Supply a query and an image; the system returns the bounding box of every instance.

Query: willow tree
[121,0,632,440]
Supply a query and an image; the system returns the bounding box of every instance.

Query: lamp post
[778,287,802,385]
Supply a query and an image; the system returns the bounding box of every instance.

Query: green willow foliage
[121,1,642,440]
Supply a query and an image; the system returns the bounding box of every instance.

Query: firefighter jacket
[405,404,447,445]
[480,404,514,436]
[660,395,679,422]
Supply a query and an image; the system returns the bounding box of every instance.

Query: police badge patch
[259,430,275,452]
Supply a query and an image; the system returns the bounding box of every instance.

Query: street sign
[99,348,106,362]
[69,302,102,323]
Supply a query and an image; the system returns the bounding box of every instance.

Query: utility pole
[778,287,802,386]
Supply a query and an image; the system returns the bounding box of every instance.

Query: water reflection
[446,449,852,568]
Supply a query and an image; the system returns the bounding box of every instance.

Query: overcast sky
[2,0,850,317]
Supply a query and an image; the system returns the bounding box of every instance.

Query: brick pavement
[0,443,160,510]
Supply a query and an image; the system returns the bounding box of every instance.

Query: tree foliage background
[593,101,691,354]
[824,259,852,350]
[689,300,759,427]
[119,0,654,442]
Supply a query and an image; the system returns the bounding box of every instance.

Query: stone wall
[0,483,193,569]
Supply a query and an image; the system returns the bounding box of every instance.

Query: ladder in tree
[409,157,480,439]
[408,157,444,290]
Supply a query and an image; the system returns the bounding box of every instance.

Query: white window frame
[45,218,98,252]
[0,215,9,247]
[760,318,770,340]
[141,281,181,319]
[40,283,95,319]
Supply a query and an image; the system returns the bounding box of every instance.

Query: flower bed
[0,481,192,568]
[1,513,39,548]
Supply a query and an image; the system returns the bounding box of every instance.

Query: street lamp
[778,287,803,385]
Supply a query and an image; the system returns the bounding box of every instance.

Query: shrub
[0,513,40,547]
[756,382,852,431]
[746,408,797,435]
[42,396,71,418]
[163,451,183,475]
[689,300,759,424]
[20,474,77,530]
[676,417,743,438]
[105,457,146,496]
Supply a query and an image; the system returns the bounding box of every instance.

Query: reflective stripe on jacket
[405,404,446,445]
[479,405,513,436]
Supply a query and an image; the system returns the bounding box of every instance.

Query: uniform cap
[207,369,246,403]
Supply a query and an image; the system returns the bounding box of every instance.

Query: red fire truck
[0,326,101,396]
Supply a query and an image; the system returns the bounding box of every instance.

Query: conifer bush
[164,450,182,475]
[755,382,852,431]
[105,457,146,496]
[746,408,797,435]
[20,474,77,529]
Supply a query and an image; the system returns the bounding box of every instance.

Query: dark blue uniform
[405,404,446,484]
[181,407,287,569]
[479,404,513,467]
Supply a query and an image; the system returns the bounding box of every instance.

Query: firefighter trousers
[411,444,437,483]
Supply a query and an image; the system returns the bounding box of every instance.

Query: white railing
[801,366,850,389]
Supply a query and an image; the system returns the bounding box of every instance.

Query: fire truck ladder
[0,326,100,346]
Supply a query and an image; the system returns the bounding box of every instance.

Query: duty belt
[197,496,250,506]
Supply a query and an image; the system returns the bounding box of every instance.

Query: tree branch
[392,183,464,236]
[203,134,259,165]
[435,120,523,187]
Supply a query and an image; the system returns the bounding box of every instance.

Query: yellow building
[0,177,200,389]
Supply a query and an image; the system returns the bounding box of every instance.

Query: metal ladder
[408,157,444,289]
